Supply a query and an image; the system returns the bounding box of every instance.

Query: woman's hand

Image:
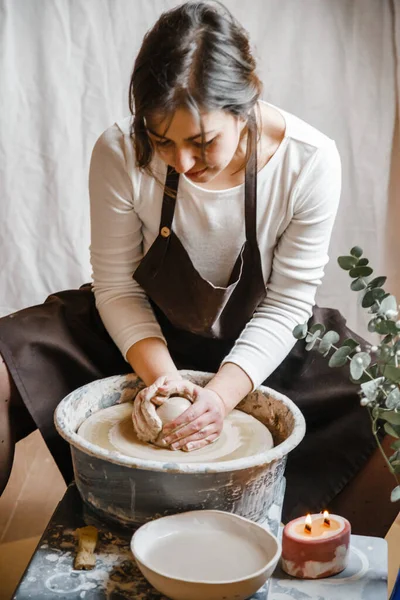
[158,380,229,452]
[132,373,183,442]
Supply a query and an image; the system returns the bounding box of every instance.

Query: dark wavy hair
[128,1,262,173]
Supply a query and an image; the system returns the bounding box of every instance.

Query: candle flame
[323,510,330,526]
[304,513,312,533]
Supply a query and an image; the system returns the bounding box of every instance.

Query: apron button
[160,226,171,238]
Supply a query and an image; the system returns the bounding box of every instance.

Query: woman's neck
[192,102,286,191]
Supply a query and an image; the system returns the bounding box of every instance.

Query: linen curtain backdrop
[0,0,399,341]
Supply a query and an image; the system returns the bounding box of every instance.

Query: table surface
[13,483,388,600]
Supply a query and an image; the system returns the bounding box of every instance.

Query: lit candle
[323,510,330,527]
[281,511,351,579]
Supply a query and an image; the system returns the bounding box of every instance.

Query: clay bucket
[54,371,305,528]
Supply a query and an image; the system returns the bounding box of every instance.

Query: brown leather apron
[133,112,266,365]
[0,115,377,522]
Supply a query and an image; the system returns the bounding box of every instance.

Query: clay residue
[237,390,294,446]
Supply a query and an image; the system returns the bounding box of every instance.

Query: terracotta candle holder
[281,512,351,579]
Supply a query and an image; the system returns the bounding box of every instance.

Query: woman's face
[146,107,246,183]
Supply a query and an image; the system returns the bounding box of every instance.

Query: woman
[0,1,396,534]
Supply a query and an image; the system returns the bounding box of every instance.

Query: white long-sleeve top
[89,102,341,389]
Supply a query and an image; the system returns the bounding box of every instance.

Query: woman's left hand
[159,380,229,452]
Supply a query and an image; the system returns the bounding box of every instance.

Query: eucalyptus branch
[292,246,400,502]
[305,333,388,395]
[370,413,400,485]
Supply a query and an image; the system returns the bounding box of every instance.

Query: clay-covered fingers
[182,432,220,452]
[132,375,173,442]
[161,396,204,438]
[156,379,197,402]
[139,375,179,406]
[132,374,191,442]
[132,389,161,442]
[178,425,220,452]
[162,393,225,450]
[132,379,227,449]
[164,412,216,449]
[161,387,225,442]
[140,376,196,407]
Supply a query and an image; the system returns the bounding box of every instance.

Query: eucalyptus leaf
[377,410,400,425]
[384,355,398,368]
[384,422,400,438]
[378,346,391,360]
[321,330,340,344]
[350,246,363,258]
[305,330,319,343]
[362,289,386,308]
[304,330,320,350]
[361,377,385,400]
[378,295,397,316]
[342,338,360,351]
[350,373,366,385]
[375,320,398,335]
[373,289,387,300]
[349,266,373,278]
[349,362,364,381]
[383,365,400,383]
[350,277,367,291]
[368,276,387,289]
[293,323,307,339]
[368,364,380,379]
[318,330,340,355]
[305,325,324,346]
[389,450,400,465]
[368,319,377,333]
[391,440,400,450]
[308,323,326,336]
[357,258,369,266]
[350,352,371,380]
[306,339,318,351]
[391,486,400,502]
[338,255,358,270]
[328,345,352,368]
[386,387,400,410]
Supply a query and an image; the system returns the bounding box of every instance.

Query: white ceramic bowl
[131,510,281,600]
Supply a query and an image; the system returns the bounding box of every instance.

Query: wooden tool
[74,525,98,570]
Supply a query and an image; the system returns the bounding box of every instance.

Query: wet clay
[132,394,192,445]
[151,396,192,447]
[77,403,274,464]
[156,396,192,425]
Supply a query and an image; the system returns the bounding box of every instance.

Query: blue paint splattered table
[12,483,387,600]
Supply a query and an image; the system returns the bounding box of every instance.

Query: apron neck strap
[244,109,258,245]
[159,109,258,244]
[159,167,179,232]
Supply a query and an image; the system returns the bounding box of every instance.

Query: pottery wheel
[77,403,274,463]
